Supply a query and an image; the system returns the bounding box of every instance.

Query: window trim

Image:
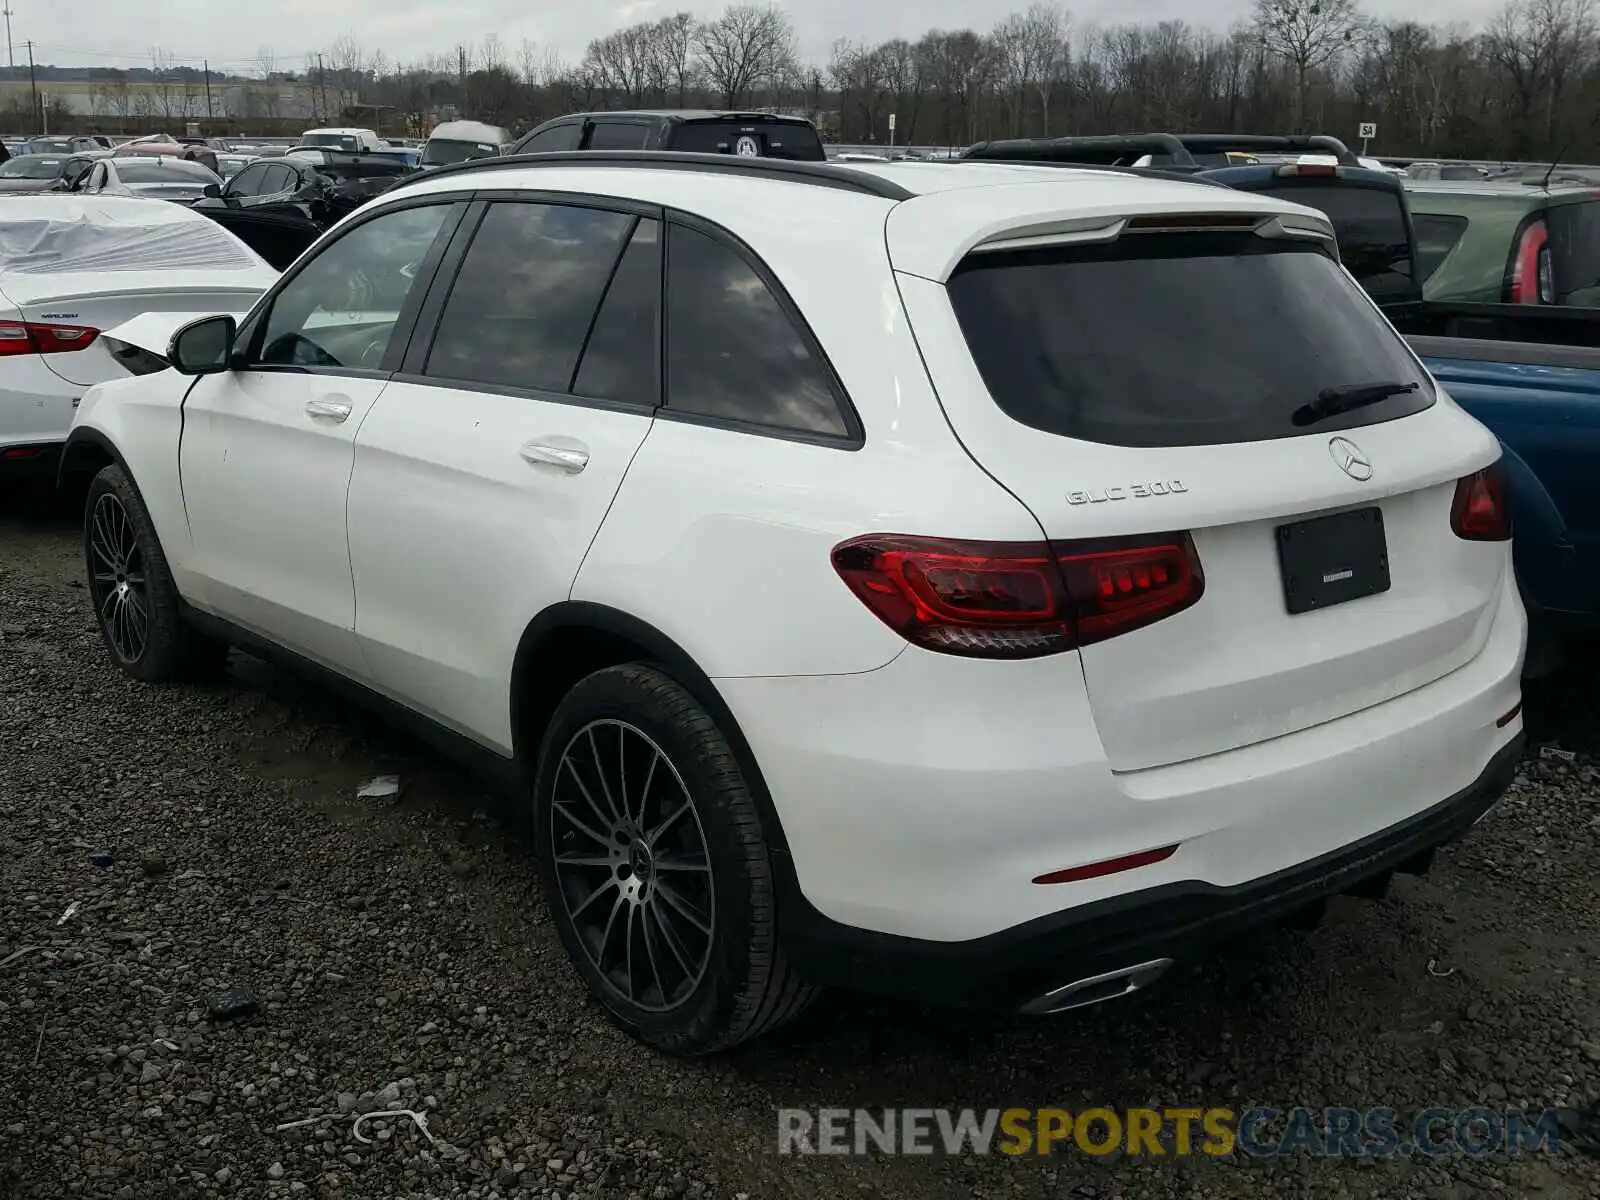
[231,194,469,381]
[657,210,864,450]
[394,191,664,415]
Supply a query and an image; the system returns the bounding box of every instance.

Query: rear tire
[83,464,226,682]
[532,663,814,1055]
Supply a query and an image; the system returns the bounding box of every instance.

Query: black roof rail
[963,133,1197,168]
[390,149,915,200]
[1175,134,1361,165]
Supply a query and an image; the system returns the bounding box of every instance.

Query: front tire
[532,663,814,1055]
[83,464,225,681]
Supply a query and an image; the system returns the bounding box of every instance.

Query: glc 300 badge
[1067,480,1187,505]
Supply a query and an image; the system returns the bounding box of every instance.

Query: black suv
[511,110,826,161]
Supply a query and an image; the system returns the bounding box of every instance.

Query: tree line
[101,0,1600,160]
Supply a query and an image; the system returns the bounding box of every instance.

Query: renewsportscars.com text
[777,1106,1564,1159]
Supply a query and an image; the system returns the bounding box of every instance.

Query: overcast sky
[25,0,1511,76]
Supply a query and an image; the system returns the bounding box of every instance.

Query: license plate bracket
[1275,506,1390,615]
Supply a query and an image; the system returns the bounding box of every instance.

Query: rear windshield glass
[671,121,825,161]
[1247,184,1416,301]
[1546,200,1600,303]
[947,234,1434,448]
[300,134,360,151]
[422,139,497,165]
[0,156,63,179]
[115,160,215,183]
[1413,213,1469,283]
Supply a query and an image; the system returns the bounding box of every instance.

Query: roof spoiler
[961,132,1362,169]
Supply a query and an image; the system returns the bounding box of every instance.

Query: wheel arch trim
[510,600,792,857]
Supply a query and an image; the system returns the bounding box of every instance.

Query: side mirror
[168,314,237,375]
[202,182,221,199]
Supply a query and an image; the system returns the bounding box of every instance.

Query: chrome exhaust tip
[1019,958,1174,1016]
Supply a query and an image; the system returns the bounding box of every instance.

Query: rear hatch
[889,181,1508,771]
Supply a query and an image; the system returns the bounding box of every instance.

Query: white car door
[179,199,464,674]
[347,199,660,751]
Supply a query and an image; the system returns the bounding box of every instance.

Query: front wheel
[83,464,226,682]
[532,663,815,1055]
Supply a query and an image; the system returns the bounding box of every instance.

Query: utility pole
[315,52,326,123]
[26,38,36,131]
[3,6,13,70]
[203,58,213,119]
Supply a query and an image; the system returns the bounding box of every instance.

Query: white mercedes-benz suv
[62,151,1526,1055]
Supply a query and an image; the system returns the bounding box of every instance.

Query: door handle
[305,397,353,422]
[520,439,589,474]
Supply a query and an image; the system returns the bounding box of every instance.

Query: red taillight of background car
[1509,220,1552,305]
[1451,463,1511,541]
[831,532,1204,658]
[0,320,99,356]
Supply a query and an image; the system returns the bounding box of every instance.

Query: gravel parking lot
[3,483,1598,1200]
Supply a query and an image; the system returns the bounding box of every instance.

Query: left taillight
[830,532,1204,659]
[0,320,100,356]
[1451,463,1511,541]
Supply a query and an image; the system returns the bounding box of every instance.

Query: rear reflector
[1496,701,1522,728]
[1451,464,1511,541]
[2,446,46,459]
[1033,844,1179,885]
[831,532,1204,658]
[0,320,100,356]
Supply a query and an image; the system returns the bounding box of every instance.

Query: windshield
[671,120,826,162]
[26,139,73,155]
[299,133,360,151]
[422,138,498,165]
[0,156,64,180]
[946,233,1433,448]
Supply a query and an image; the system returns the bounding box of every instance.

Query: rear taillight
[1509,220,1552,304]
[1451,464,1511,541]
[0,320,99,356]
[831,532,1204,658]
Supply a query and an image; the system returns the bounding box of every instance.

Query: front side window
[225,163,268,197]
[520,124,583,153]
[665,223,849,438]
[255,204,451,371]
[424,201,637,393]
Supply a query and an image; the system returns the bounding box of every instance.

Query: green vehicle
[1407,179,1600,307]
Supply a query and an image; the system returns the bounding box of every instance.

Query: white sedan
[0,195,276,475]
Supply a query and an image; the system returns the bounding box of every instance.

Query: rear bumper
[774,733,1522,1009]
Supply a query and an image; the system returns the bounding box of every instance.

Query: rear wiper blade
[1292,380,1419,427]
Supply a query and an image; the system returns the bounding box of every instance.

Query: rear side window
[587,122,650,150]
[1249,184,1415,301]
[1546,201,1600,302]
[670,121,826,162]
[947,235,1434,448]
[425,201,635,393]
[665,223,849,438]
[1413,214,1468,283]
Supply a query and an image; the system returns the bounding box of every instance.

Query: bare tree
[1254,0,1365,131]
[694,5,797,107]
[650,13,698,106]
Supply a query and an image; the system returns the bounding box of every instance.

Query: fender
[510,600,792,860]
[1496,440,1579,614]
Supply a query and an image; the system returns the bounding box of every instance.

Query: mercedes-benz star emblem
[1329,436,1373,482]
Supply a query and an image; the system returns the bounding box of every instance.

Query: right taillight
[831,532,1204,658]
[1509,220,1551,304]
[1451,464,1511,541]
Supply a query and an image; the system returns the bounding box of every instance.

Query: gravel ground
[3,482,1599,1200]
